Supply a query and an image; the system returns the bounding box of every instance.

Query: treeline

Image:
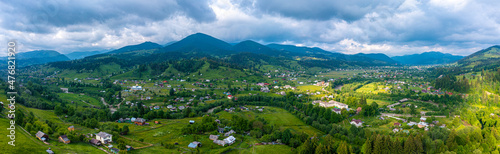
[434,74,470,93]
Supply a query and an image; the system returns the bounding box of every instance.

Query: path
[81,100,96,108]
[334,85,343,90]
[409,99,446,108]
[207,106,221,113]
[119,135,153,149]
[381,113,447,118]
[101,97,117,114]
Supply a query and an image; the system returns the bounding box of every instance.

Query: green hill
[65,50,105,60]
[391,51,464,65]
[457,45,500,70]
[107,41,162,54]
[161,33,233,56]
[354,53,397,64]
[232,40,279,56]
[5,50,71,67]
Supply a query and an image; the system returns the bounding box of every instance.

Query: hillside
[11,50,70,67]
[161,33,233,55]
[457,45,500,70]
[354,53,397,64]
[65,50,105,60]
[391,51,464,65]
[232,40,279,56]
[267,44,336,56]
[107,41,162,54]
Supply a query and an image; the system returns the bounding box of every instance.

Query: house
[96,132,113,144]
[46,148,54,154]
[393,128,399,133]
[223,136,236,145]
[154,106,160,110]
[131,84,142,91]
[213,139,226,146]
[189,120,195,124]
[124,118,131,123]
[188,141,201,148]
[394,122,401,127]
[90,138,102,146]
[68,126,75,131]
[155,121,160,124]
[215,119,221,123]
[59,135,70,144]
[260,87,270,93]
[225,130,236,136]
[350,119,363,127]
[36,131,49,141]
[356,107,362,114]
[218,128,224,133]
[118,118,124,123]
[420,117,426,122]
[399,98,409,103]
[209,135,219,140]
[424,127,429,131]
[227,95,233,99]
[408,122,418,126]
[60,88,69,93]
[418,122,428,128]
[135,118,146,125]
[167,105,173,109]
[131,117,137,122]
[332,108,342,114]
[125,145,133,151]
[178,106,185,110]
[110,148,120,153]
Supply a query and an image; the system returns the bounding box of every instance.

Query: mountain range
[391,52,464,65]
[3,33,500,70]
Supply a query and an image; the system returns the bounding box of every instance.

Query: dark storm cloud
[250,0,403,21]
[0,0,215,33]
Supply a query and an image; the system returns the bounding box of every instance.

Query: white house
[131,84,142,91]
[96,132,112,144]
[350,119,363,127]
[223,136,236,145]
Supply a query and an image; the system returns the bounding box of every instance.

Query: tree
[373,135,383,154]
[363,135,374,154]
[446,130,458,151]
[337,141,349,154]
[54,105,64,115]
[404,135,415,154]
[315,143,327,154]
[122,125,129,135]
[169,88,175,96]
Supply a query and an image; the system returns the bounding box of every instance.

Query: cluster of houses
[312,100,349,110]
[117,117,148,126]
[36,127,132,154]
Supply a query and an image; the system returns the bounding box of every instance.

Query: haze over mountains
[4,33,499,69]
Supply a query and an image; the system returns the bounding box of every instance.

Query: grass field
[58,93,103,108]
[296,85,323,92]
[367,99,393,106]
[217,106,323,136]
[356,82,388,94]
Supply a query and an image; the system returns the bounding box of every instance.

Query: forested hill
[0,50,70,68]
[457,45,500,70]
[391,51,464,65]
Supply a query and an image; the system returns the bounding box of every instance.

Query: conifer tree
[404,135,415,154]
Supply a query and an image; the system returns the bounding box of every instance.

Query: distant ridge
[392,51,464,65]
[108,41,162,54]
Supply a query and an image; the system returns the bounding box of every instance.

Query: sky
[1,0,499,56]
